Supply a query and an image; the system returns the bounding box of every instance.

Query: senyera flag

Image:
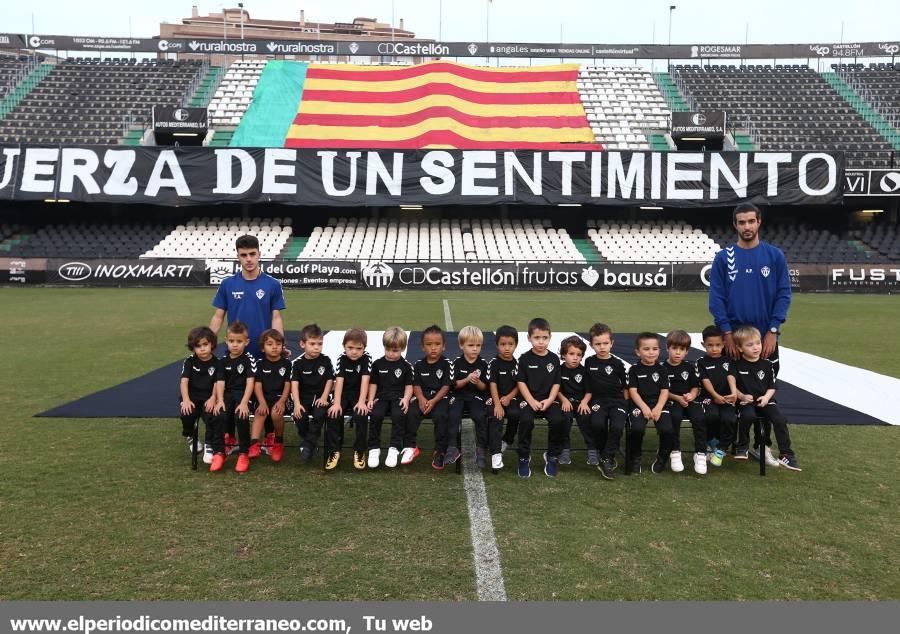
[285,61,602,150]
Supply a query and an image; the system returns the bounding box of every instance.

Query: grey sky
[8,0,900,46]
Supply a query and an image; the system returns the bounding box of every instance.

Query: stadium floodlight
[238,3,244,40]
[400,204,423,210]
[860,209,884,214]
[43,199,71,203]
[640,205,664,210]
[558,203,582,207]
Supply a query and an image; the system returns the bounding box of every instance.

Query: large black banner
[0,146,844,207]
[671,112,726,140]
[2,32,899,59]
[152,106,208,134]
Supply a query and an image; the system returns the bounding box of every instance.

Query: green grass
[0,288,899,600]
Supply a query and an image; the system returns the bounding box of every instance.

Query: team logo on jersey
[651,372,659,382]
[574,373,583,383]
[605,365,613,375]
[208,367,215,376]
[591,403,601,412]
[546,362,555,373]
[436,369,443,379]
[757,370,765,380]
[279,367,286,376]
[681,371,689,381]
[632,407,642,418]
[237,364,244,374]
[318,366,325,376]
[761,266,771,278]
[520,400,529,409]
[722,362,729,371]
[256,289,266,300]
[394,368,402,378]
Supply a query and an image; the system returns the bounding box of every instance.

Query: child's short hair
[301,323,323,341]
[589,322,613,339]
[634,332,660,348]
[559,336,586,357]
[495,325,518,344]
[259,328,285,349]
[226,320,249,337]
[458,325,484,345]
[421,325,445,344]
[528,317,551,335]
[383,326,408,350]
[343,328,367,346]
[702,324,724,341]
[186,326,217,351]
[733,326,761,347]
[666,329,691,349]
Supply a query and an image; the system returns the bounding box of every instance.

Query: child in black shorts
[557,336,595,468]
[249,329,291,463]
[216,320,256,473]
[487,325,520,471]
[366,327,414,469]
[328,328,372,471]
[584,323,629,481]
[408,325,453,470]
[179,326,225,472]
[291,324,335,466]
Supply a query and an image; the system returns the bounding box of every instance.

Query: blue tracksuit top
[708,241,791,335]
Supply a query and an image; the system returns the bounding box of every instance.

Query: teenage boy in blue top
[210,234,287,359]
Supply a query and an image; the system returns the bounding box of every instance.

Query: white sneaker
[202,444,214,464]
[186,437,202,454]
[764,446,780,468]
[367,448,381,468]
[694,451,707,475]
[385,447,400,468]
[669,450,684,473]
[500,440,508,453]
[491,453,504,470]
[399,447,416,465]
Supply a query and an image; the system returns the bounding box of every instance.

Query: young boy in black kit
[216,321,256,473]
[179,326,226,472]
[249,329,291,463]
[696,325,738,468]
[408,325,453,470]
[328,328,372,471]
[366,327,414,469]
[448,326,490,469]
[584,323,629,481]
[557,336,596,468]
[487,325,520,471]
[516,317,565,479]
[290,324,335,466]
[664,329,707,475]
[730,326,801,471]
[627,332,671,475]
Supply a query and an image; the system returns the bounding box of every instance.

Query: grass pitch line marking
[442,299,454,331]
[461,420,508,601]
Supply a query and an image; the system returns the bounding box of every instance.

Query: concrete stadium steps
[0,63,52,122]
[821,72,900,151]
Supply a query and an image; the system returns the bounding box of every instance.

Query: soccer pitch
[1,288,899,600]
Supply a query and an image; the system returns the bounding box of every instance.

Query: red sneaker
[262,432,276,455]
[248,442,261,459]
[210,453,225,472]
[224,433,238,455]
[235,454,250,473]
[271,442,284,463]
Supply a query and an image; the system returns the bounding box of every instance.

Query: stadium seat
[207,60,267,128]
[588,219,720,264]
[141,217,292,260]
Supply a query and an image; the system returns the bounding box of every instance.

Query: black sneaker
[734,448,749,460]
[444,446,461,465]
[651,453,667,474]
[300,446,314,463]
[597,458,615,481]
[475,446,486,470]
[779,454,802,471]
[630,458,642,475]
[431,451,445,471]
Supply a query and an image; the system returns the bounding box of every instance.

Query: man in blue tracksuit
[708,202,792,463]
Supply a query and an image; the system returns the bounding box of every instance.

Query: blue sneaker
[517,456,531,478]
[543,452,558,478]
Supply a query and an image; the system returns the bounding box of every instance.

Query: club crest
[605,365,613,375]
[574,373,583,383]
[436,369,443,379]
[546,362,555,373]
[722,362,729,371]
[208,367,215,376]
[394,368,402,378]
[651,372,660,382]
[591,403,601,412]
[520,400,529,409]
[256,289,265,300]
[237,363,244,374]
[278,367,286,376]
[318,366,325,375]
[681,370,689,381]
[632,408,642,418]
[757,370,766,380]
[761,266,770,278]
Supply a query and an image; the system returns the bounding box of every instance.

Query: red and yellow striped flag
[284,61,601,150]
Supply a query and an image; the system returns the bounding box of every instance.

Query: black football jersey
[255,357,292,396]
[627,362,670,403]
[696,355,735,398]
[665,360,700,396]
[291,353,334,401]
[221,352,257,394]
[486,357,518,396]
[452,355,488,397]
[413,357,453,399]
[335,352,372,398]
[515,350,561,401]
[181,354,222,401]
[559,363,588,401]
[734,358,776,398]
[371,356,414,400]
[584,355,628,401]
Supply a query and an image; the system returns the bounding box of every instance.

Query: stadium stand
[3,223,171,258]
[207,59,266,127]
[577,66,671,149]
[141,217,292,260]
[671,64,895,168]
[0,58,204,145]
[853,220,900,262]
[834,63,900,139]
[298,217,584,263]
[587,219,720,263]
[0,56,37,100]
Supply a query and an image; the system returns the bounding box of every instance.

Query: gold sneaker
[353,451,366,470]
[325,451,341,470]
